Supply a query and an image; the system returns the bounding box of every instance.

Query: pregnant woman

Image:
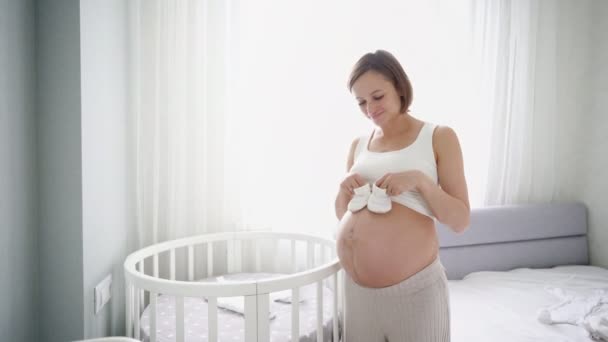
[335,50,471,342]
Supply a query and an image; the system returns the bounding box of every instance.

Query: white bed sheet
[449,265,608,342]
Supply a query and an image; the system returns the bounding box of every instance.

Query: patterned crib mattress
[139,272,340,342]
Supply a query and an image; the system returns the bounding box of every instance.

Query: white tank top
[350,121,438,218]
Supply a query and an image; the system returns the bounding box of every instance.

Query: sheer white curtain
[128,0,501,248]
[128,0,244,249]
[475,1,560,205]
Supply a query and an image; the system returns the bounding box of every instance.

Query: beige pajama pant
[342,256,450,342]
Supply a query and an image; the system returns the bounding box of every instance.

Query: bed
[437,202,608,341]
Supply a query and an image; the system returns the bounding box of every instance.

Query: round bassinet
[124,232,342,342]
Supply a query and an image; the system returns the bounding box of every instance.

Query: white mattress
[139,273,337,342]
[449,265,608,342]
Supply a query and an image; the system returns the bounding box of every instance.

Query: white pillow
[201,274,280,319]
[273,284,321,304]
[273,289,307,304]
[213,297,276,320]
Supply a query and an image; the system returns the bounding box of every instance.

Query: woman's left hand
[375,170,423,196]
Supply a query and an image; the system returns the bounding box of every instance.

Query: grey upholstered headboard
[436,202,588,280]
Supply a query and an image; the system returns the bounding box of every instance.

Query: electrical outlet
[94,274,112,314]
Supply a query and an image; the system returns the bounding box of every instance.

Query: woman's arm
[335,191,351,221]
[418,126,471,233]
[335,138,359,220]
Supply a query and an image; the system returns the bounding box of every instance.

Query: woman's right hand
[335,173,365,220]
[339,173,367,196]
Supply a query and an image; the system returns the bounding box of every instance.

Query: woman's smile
[369,109,385,120]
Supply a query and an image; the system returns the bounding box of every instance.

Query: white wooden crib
[124,231,342,342]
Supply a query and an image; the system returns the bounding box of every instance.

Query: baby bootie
[347,183,371,212]
[367,183,392,214]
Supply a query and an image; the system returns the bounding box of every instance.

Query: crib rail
[124,231,341,342]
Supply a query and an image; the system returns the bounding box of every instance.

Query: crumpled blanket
[538,287,608,341]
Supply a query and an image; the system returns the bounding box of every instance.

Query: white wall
[0,0,39,341]
[80,0,130,338]
[550,0,608,268]
[37,0,85,340]
[580,0,608,268]
[553,0,594,202]
[37,0,131,340]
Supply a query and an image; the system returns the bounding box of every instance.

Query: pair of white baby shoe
[347,183,392,214]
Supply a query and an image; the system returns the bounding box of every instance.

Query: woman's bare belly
[337,203,439,288]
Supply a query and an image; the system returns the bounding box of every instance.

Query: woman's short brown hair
[348,50,413,114]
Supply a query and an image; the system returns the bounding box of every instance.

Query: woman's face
[351,70,402,126]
